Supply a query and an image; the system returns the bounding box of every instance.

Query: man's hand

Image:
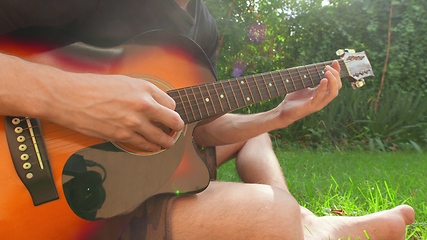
[47,72,185,152]
[273,60,342,125]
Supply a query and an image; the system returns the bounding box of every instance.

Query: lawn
[217,149,427,239]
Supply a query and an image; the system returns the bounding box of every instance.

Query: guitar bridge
[5,116,58,206]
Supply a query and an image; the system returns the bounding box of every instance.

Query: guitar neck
[168,59,348,124]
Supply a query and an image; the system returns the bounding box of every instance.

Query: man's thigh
[168,181,301,240]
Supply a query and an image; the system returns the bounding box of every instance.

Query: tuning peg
[351,79,366,89]
[336,49,345,56]
[336,49,356,57]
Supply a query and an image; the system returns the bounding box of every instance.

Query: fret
[198,85,212,117]
[206,83,223,114]
[225,80,240,110]
[269,72,281,97]
[313,63,323,82]
[304,66,314,86]
[251,73,264,102]
[260,73,273,99]
[241,77,257,105]
[236,78,249,106]
[184,87,198,122]
[173,89,190,123]
[253,75,268,101]
[283,70,295,92]
[243,76,257,104]
[287,69,297,91]
[190,86,205,120]
[296,67,306,89]
[218,81,232,111]
[235,79,248,107]
[277,71,290,94]
[313,64,323,85]
[206,84,217,114]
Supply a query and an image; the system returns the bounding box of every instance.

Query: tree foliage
[205,0,427,149]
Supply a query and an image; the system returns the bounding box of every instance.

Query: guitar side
[0,31,214,239]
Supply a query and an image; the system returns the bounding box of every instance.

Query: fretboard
[168,59,348,124]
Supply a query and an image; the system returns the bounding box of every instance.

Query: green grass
[217,149,427,239]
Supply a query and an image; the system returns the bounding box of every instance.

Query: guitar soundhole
[113,124,182,155]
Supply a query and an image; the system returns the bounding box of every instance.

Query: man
[0,0,414,239]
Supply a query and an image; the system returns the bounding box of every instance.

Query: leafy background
[205,0,427,151]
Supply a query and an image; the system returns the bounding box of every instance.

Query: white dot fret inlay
[240,81,245,84]
[205,98,210,102]
[304,75,307,78]
[220,94,224,98]
[268,83,273,87]
[246,97,251,101]
[286,79,290,83]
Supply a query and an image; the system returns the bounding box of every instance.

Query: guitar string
[172,60,348,115]
[15,60,352,150]
[171,63,333,121]
[172,60,354,123]
[21,122,102,156]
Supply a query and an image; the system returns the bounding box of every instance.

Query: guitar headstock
[336,49,374,89]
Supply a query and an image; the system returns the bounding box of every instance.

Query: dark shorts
[119,194,177,240]
[119,146,217,240]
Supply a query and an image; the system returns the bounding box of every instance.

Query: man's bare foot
[301,205,415,240]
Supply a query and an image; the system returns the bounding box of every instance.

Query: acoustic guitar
[0,30,373,239]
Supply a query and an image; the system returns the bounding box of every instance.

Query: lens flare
[247,22,267,43]
[232,60,247,77]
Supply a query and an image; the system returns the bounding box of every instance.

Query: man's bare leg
[169,182,304,240]
[216,133,288,191]
[169,133,414,239]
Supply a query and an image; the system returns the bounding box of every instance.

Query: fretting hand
[272,60,342,126]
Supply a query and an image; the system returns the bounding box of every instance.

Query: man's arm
[0,53,184,151]
[193,61,342,147]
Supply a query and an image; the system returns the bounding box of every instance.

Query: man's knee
[247,133,272,148]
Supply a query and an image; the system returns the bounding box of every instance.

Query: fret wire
[190,86,204,120]
[251,73,263,102]
[176,89,191,122]
[175,90,190,122]
[184,87,197,122]
[227,80,240,110]
[302,66,315,87]
[253,75,267,100]
[295,68,306,89]
[313,64,323,83]
[208,83,223,114]
[235,78,249,106]
[303,68,314,86]
[219,81,232,111]
[287,69,297,91]
[277,70,290,94]
[260,73,273,99]
[204,84,218,115]
[245,76,256,104]
[198,85,210,117]
[269,72,281,97]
